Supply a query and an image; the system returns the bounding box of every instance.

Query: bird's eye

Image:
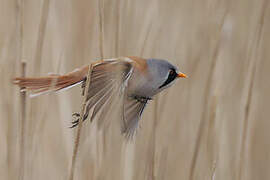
[159,69,178,88]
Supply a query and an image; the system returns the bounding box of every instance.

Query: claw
[70,111,89,128]
[72,120,79,124]
[70,112,80,128]
[70,118,79,128]
[72,113,80,117]
[70,123,78,128]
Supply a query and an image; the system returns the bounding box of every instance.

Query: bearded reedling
[13,56,187,137]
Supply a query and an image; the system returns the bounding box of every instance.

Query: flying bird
[13,56,187,137]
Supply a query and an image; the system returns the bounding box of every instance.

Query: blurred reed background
[1,0,270,179]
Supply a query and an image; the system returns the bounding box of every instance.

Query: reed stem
[19,62,26,180]
[69,64,93,180]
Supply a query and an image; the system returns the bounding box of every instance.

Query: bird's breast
[127,68,157,98]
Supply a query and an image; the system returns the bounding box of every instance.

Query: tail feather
[13,65,89,97]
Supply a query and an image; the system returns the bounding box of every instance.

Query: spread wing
[71,58,133,128]
[71,57,150,139]
[121,95,150,139]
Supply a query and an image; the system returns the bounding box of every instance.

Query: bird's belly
[127,72,157,98]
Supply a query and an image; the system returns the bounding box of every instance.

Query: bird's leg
[70,101,92,128]
[129,95,152,103]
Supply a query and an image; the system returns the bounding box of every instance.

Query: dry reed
[69,64,93,180]
[18,0,25,178]
[189,9,228,180]
[33,0,50,74]
[98,0,104,59]
[237,1,268,179]
[19,62,26,180]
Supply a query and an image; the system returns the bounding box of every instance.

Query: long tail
[13,65,89,97]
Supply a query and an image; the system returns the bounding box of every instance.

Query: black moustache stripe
[159,69,177,89]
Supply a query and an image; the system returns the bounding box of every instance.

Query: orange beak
[177,72,187,78]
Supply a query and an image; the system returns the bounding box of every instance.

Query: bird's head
[146,58,187,93]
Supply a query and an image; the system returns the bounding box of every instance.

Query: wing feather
[121,97,148,138]
[71,58,133,128]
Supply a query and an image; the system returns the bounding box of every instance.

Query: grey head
[145,58,182,96]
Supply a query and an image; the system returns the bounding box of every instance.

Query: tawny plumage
[13,56,186,138]
[13,65,89,96]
